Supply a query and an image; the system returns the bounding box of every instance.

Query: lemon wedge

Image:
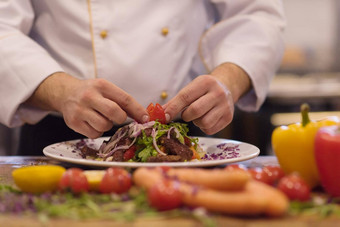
[83,170,105,191]
[12,165,66,194]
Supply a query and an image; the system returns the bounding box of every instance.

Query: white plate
[43,137,260,168]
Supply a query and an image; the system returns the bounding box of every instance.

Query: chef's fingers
[180,92,216,122]
[163,76,210,122]
[192,109,220,133]
[193,94,234,135]
[194,110,232,135]
[89,96,128,125]
[65,116,104,139]
[84,109,115,133]
[98,79,149,123]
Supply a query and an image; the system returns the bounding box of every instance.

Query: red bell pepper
[315,125,340,197]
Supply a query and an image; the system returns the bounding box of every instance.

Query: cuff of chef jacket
[199,22,284,112]
[0,33,64,127]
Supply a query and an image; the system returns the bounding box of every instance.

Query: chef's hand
[25,72,149,139]
[163,63,251,135]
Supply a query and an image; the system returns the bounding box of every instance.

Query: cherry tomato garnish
[58,168,89,194]
[147,103,166,124]
[99,167,132,194]
[277,173,311,201]
[147,179,182,211]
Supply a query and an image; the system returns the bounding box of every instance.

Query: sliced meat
[117,137,132,146]
[80,146,98,158]
[147,155,182,162]
[158,136,193,161]
[110,150,124,162]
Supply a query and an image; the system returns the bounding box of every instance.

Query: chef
[0,0,286,155]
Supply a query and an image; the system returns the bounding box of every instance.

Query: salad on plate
[80,103,205,163]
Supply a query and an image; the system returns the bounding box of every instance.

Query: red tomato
[147,179,182,211]
[58,168,89,194]
[262,166,285,186]
[315,125,340,197]
[123,145,136,161]
[99,167,132,194]
[277,173,311,201]
[224,164,248,171]
[147,103,166,124]
[247,168,271,185]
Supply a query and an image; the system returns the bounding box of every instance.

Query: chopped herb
[0,184,216,226]
[289,194,340,218]
[137,146,156,162]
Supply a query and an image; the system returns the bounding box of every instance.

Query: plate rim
[43,136,260,168]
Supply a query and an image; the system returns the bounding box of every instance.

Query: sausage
[180,180,289,217]
[166,168,250,191]
[133,167,289,217]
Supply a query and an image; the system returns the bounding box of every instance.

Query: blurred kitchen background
[1,0,340,156]
[217,0,340,155]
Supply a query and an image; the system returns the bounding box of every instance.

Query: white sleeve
[0,0,64,127]
[201,0,286,111]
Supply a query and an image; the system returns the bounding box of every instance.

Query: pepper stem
[301,103,311,127]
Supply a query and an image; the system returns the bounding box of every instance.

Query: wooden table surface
[1,156,340,227]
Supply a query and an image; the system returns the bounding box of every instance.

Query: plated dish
[43,137,260,168]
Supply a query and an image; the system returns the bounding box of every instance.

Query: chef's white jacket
[0,0,285,128]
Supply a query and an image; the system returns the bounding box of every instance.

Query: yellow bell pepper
[271,103,339,188]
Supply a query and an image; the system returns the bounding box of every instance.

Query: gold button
[161,27,169,36]
[160,91,168,99]
[100,30,108,39]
